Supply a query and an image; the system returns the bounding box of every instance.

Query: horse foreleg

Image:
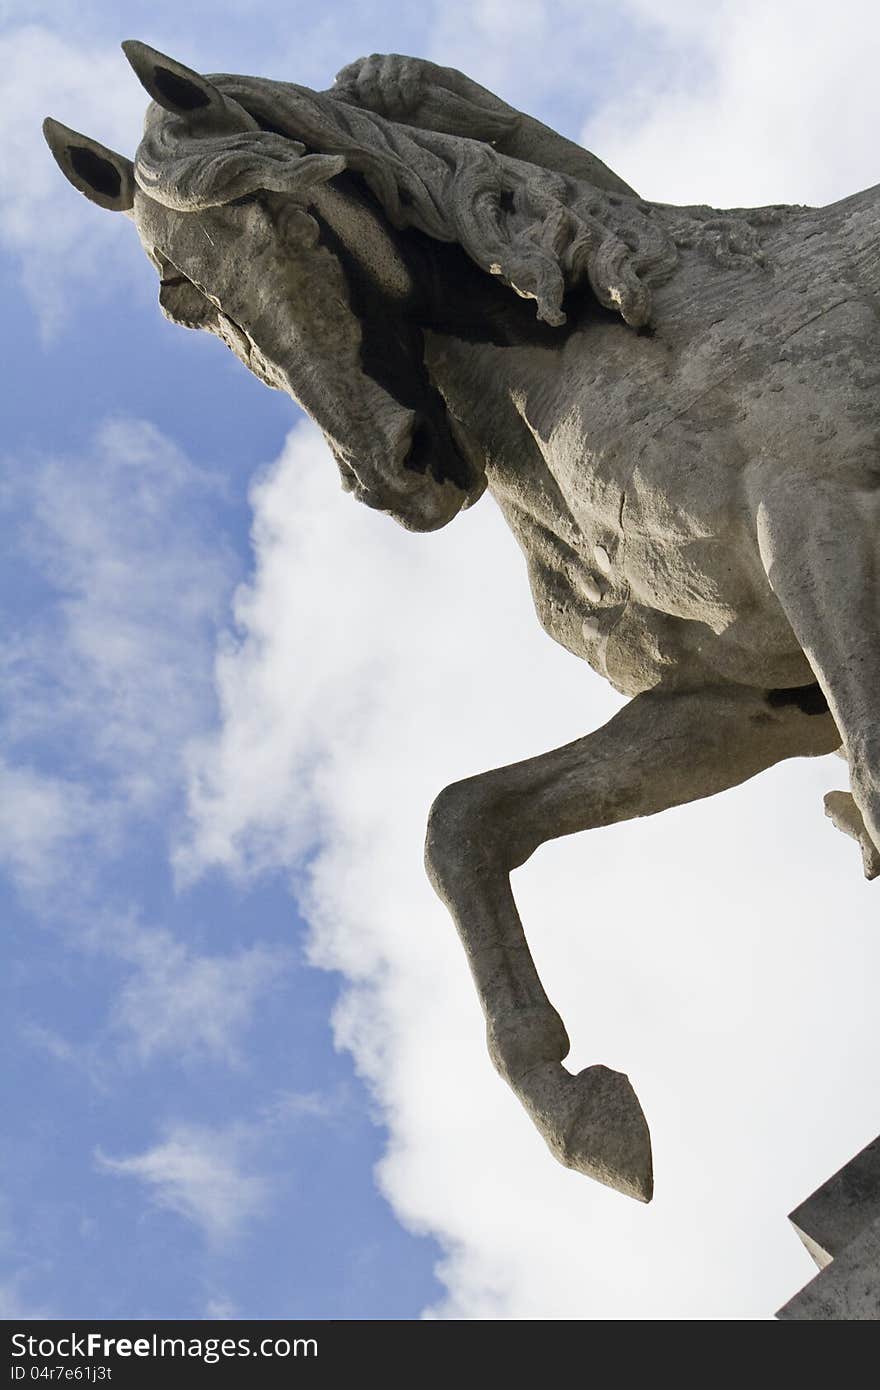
[424,683,838,1200]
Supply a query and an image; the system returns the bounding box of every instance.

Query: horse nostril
[403,418,433,476]
[403,416,473,490]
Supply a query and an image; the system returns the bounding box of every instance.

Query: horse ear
[42,118,135,212]
[121,40,226,117]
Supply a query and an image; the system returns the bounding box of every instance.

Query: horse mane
[134,73,787,330]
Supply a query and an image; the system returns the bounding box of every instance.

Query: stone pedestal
[777,1135,880,1319]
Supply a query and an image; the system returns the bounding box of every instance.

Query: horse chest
[506,517,746,689]
[490,418,793,696]
[524,392,755,599]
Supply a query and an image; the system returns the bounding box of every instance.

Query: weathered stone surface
[43,44,880,1201]
[790,1134,880,1269]
[779,1219,880,1319]
[778,1136,880,1319]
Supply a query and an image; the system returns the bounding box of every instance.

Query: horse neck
[412,230,589,448]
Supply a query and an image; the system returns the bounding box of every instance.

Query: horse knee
[425,777,503,894]
[425,778,480,890]
[425,773,539,896]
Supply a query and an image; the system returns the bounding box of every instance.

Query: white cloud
[583,0,880,207]
[96,1123,268,1245]
[260,1087,350,1127]
[204,1295,239,1319]
[108,927,290,1066]
[0,416,281,1077]
[20,1021,113,1096]
[0,418,234,845]
[20,912,290,1075]
[93,1087,340,1247]
[0,758,107,895]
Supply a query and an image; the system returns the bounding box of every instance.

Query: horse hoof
[518,1062,653,1201]
[559,1064,653,1201]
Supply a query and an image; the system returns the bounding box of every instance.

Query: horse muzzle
[332,409,484,533]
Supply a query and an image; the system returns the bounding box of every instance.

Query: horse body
[428,188,880,696]
[44,44,880,1202]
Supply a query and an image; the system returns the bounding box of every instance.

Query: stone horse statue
[44,43,880,1204]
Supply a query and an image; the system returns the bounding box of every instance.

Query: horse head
[44,42,487,531]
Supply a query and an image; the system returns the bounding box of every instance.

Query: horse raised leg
[425,683,840,1199]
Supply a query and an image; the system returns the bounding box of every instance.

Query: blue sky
[4,0,880,1321]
